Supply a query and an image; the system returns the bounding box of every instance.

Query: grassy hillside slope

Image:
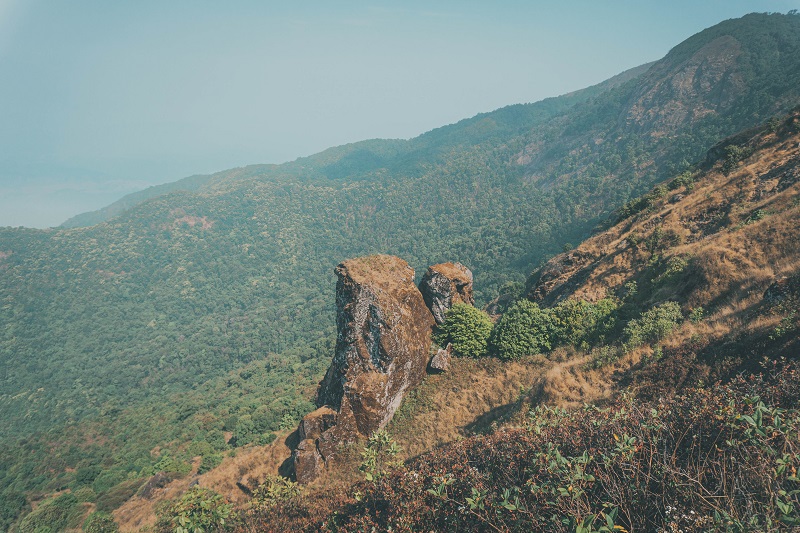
[227,103,800,533]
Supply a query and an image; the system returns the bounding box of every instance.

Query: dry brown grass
[115,120,800,530]
[536,123,800,357]
[113,435,297,532]
[388,355,550,458]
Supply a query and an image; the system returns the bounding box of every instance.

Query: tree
[488,300,553,360]
[435,303,493,358]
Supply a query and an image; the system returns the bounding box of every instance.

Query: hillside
[219,100,800,533]
[2,12,800,531]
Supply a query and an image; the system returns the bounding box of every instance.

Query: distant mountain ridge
[59,62,652,228]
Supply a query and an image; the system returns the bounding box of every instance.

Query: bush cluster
[434,303,494,358]
[438,298,619,361]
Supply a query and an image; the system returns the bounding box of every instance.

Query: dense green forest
[2,12,800,529]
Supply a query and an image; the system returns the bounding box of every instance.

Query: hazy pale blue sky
[1,0,799,227]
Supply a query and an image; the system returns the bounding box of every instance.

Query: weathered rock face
[419,262,475,324]
[292,255,436,482]
[319,255,435,432]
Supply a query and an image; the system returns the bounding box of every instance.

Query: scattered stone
[430,343,452,372]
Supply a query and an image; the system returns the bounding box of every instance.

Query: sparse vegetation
[239,360,800,532]
[622,301,683,352]
[156,486,232,533]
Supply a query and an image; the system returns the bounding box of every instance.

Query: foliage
[549,298,619,348]
[3,13,800,524]
[83,511,120,533]
[721,144,752,175]
[15,493,82,533]
[0,490,29,532]
[359,429,404,482]
[157,487,232,533]
[435,303,493,358]
[488,298,619,360]
[197,453,224,475]
[488,300,554,359]
[251,476,302,510]
[622,301,683,351]
[242,360,800,532]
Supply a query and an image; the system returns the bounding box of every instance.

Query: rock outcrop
[429,343,452,372]
[292,255,436,482]
[419,262,475,324]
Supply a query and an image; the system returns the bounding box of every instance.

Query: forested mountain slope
[231,98,800,533]
[2,11,800,531]
[59,62,651,230]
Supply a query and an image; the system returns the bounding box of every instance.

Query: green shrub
[17,493,82,533]
[651,255,689,285]
[435,303,493,358]
[157,487,231,533]
[689,307,705,323]
[550,298,619,347]
[153,453,192,476]
[488,300,554,360]
[251,476,302,509]
[360,429,403,482]
[721,144,752,175]
[584,345,622,369]
[668,170,695,190]
[197,453,224,475]
[623,301,683,351]
[73,485,96,503]
[83,511,119,533]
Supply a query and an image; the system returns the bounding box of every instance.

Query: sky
[1,1,799,228]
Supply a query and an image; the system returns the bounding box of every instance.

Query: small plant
[359,429,403,482]
[689,306,704,323]
[721,144,751,175]
[770,311,797,340]
[83,511,119,533]
[165,487,231,533]
[251,475,302,509]
[278,413,297,431]
[651,255,689,285]
[584,345,622,370]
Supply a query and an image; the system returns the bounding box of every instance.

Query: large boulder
[419,262,475,324]
[292,255,436,482]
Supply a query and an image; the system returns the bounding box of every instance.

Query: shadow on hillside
[462,379,546,436]
[278,430,301,479]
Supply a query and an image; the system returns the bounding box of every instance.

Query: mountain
[58,62,651,230]
[223,93,800,533]
[2,11,800,531]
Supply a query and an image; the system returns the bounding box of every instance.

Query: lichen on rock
[291,255,436,482]
[419,262,475,324]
